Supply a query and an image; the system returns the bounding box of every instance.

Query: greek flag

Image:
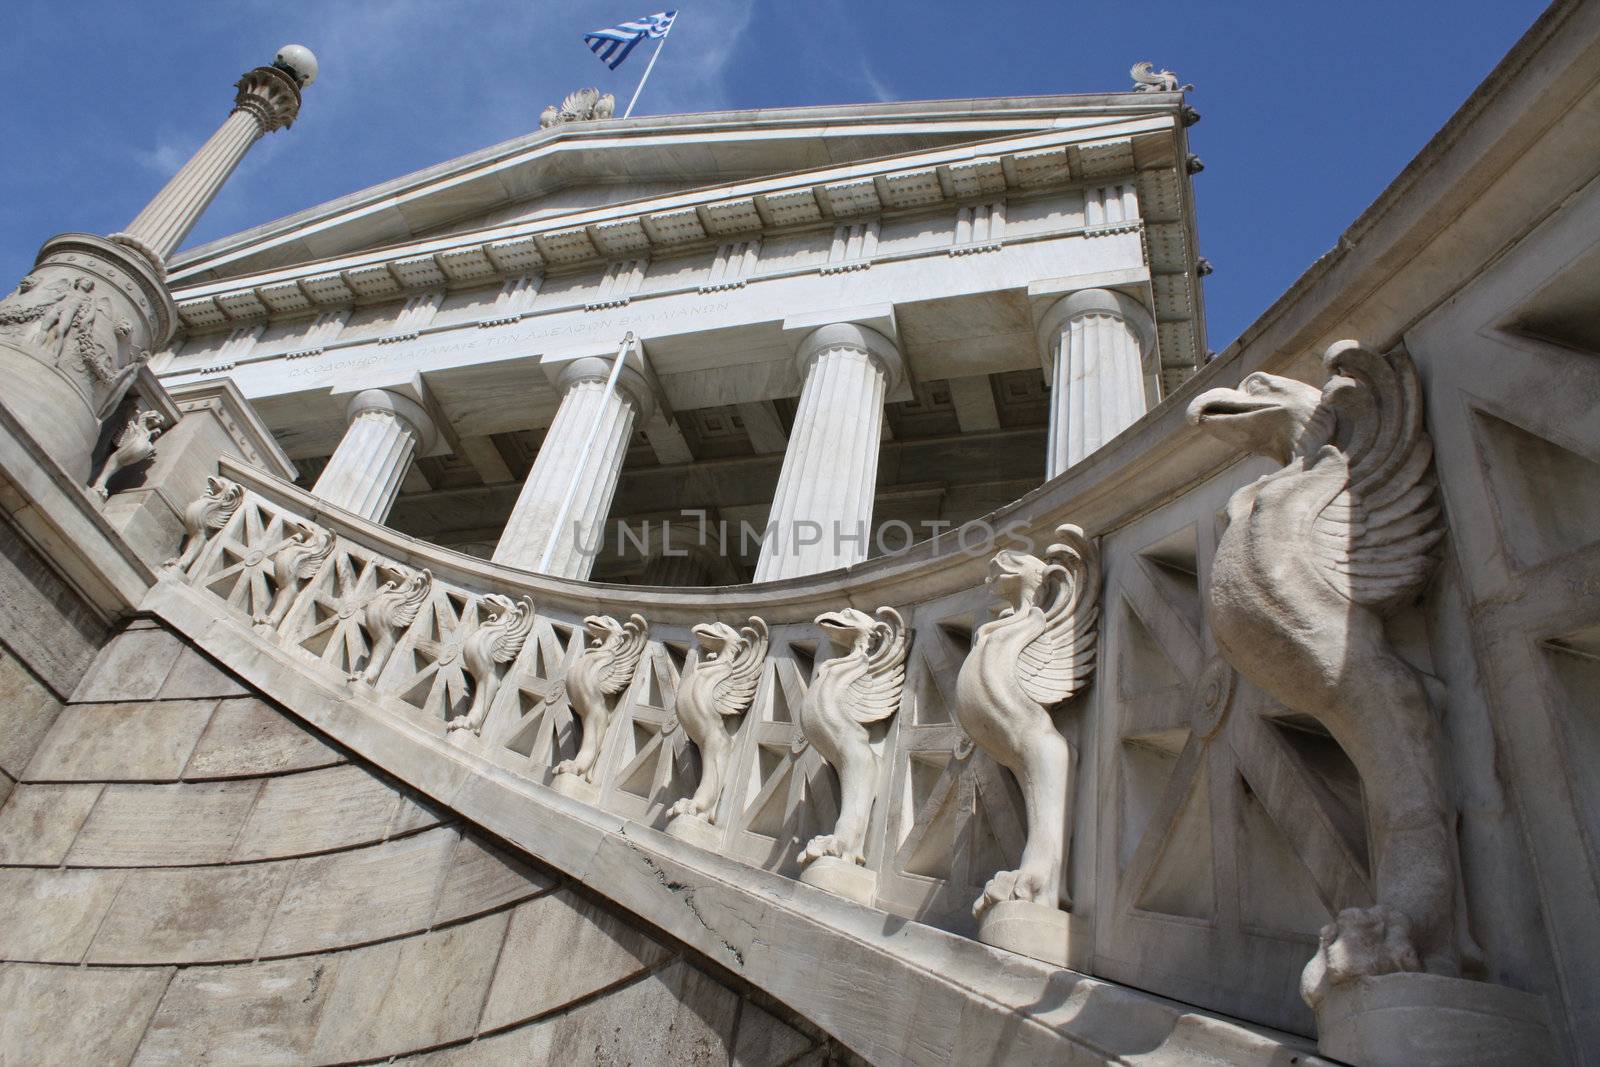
[584,11,677,70]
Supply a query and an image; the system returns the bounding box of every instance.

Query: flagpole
[622,32,668,118]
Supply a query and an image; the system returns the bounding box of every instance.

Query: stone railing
[163,466,1068,948]
[153,339,1565,1067]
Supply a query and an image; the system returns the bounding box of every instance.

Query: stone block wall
[0,620,844,1066]
[0,513,110,813]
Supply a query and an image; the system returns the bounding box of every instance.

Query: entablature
[164,117,1200,355]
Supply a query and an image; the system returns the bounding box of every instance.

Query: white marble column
[311,389,437,522]
[754,323,903,583]
[492,357,655,578]
[113,48,314,266]
[1038,289,1157,478]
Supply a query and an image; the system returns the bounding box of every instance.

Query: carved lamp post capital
[231,64,304,134]
[114,44,318,269]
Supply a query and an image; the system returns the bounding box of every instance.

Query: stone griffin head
[1185,369,1332,465]
[1186,341,1441,612]
[690,620,743,659]
[687,617,768,711]
[586,612,646,652]
[986,525,1101,623]
[814,607,904,661]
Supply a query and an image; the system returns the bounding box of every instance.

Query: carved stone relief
[1188,343,1463,993]
[358,564,433,686]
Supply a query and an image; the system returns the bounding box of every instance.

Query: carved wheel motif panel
[1092,469,1372,1036]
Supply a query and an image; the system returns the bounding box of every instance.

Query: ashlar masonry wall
[0,618,845,1067]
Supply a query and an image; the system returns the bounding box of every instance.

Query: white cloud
[132,137,195,179]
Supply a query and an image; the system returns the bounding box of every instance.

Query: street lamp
[0,46,317,484]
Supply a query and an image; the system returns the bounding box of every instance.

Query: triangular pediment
[169,92,1186,286]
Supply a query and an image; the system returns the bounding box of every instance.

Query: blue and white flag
[584,11,677,70]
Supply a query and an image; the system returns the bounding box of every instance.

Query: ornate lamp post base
[0,234,174,483]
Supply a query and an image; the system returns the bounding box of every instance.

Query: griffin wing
[713,617,768,715]
[1016,525,1101,707]
[291,525,334,579]
[847,607,908,724]
[488,595,537,664]
[1309,342,1444,613]
[599,613,649,694]
[388,568,433,629]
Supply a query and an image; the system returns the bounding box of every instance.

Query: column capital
[232,64,303,134]
[1036,288,1156,367]
[345,388,438,454]
[793,322,905,393]
[555,356,656,422]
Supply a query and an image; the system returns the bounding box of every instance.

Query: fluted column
[311,389,436,522]
[113,48,314,267]
[492,357,655,578]
[1038,289,1156,477]
[754,324,903,583]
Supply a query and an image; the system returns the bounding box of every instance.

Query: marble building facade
[0,3,1597,1065]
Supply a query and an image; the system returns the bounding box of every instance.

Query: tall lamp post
[0,45,317,485]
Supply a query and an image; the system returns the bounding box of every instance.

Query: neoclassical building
[0,3,1597,1065]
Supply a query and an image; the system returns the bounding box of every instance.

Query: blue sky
[0,0,1551,349]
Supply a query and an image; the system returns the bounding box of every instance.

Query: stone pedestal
[311,389,437,522]
[1313,972,1556,1067]
[798,856,876,906]
[753,323,903,582]
[493,357,654,578]
[977,900,1077,969]
[664,813,722,851]
[1037,289,1156,477]
[550,771,600,805]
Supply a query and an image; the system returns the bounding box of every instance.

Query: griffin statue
[1187,340,1469,1006]
[259,520,334,627]
[553,613,649,779]
[668,617,768,826]
[166,476,244,571]
[357,564,432,687]
[954,525,1100,920]
[449,594,537,735]
[796,607,908,869]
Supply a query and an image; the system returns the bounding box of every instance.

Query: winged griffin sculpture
[796,607,908,869]
[954,525,1100,920]
[166,476,243,571]
[259,520,334,627]
[89,409,164,501]
[448,594,536,735]
[668,618,768,826]
[357,564,432,686]
[1186,341,1464,1006]
[553,613,649,780]
[1130,61,1193,93]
